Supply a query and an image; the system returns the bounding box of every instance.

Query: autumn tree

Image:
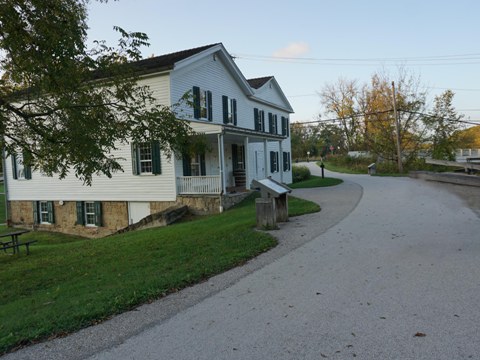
[0,0,196,184]
[423,90,464,160]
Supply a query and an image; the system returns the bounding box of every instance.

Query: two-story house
[3,43,293,237]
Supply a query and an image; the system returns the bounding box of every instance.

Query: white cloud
[272,42,310,58]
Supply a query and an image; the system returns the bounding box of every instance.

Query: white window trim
[39,201,50,224]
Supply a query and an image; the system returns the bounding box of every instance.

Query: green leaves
[0,0,195,185]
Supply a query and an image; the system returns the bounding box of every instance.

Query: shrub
[292,165,311,183]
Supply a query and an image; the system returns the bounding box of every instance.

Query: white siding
[140,73,171,106]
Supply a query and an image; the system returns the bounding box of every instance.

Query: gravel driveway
[5,164,480,360]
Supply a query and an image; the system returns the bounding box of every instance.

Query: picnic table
[0,230,37,255]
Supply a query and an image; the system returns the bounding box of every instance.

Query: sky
[86,0,480,125]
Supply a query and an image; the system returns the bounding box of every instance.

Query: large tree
[0,0,195,184]
[424,90,464,160]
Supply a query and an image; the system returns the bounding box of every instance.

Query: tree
[424,90,464,160]
[0,0,196,184]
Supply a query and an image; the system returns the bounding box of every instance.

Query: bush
[292,165,311,183]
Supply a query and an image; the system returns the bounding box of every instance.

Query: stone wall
[8,200,129,238]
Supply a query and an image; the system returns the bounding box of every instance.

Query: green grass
[321,160,367,174]
[0,194,319,354]
[289,175,343,189]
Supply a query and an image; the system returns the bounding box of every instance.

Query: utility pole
[392,81,403,173]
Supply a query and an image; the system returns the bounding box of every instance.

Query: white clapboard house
[4,43,293,237]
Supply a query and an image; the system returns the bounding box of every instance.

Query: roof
[131,43,221,74]
[247,76,273,89]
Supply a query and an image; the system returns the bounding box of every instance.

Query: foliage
[423,90,464,160]
[292,165,311,182]
[289,175,343,189]
[456,126,480,148]
[0,0,197,184]
[0,194,319,354]
[323,155,375,174]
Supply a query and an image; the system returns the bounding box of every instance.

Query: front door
[255,150,265,179]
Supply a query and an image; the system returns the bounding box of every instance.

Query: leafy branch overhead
[0,0,197,184]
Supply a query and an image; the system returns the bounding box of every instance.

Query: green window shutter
[200,153,206,176]
[274,115,278,134]
[268,113,273,133]
[193,86,200,119]
[11,154,18,180]
[286,118,290,137]
[254,108,259,130]
[232,144,238,170]
[233,99,237,126]
[207,91,213,121]
[288,152,291,170]
[270,151,275,173]
[281,117,287,136]
[131,143,139,175]
[261,111,265,132]
[222,95,229,124]
[283,152,287,171]
[76,201,85,225]
[183,154,192,176]
[94,201,103,227]
[151,140,161,175]
[24,166,32,179]
[47,201,55,224]
[32,201,38,224]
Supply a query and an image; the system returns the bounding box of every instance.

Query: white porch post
[244,136,249,188]
[264,139,268,178]
[279,140,283,183]
[218,133,227,195]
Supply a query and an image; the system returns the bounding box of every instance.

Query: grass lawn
[289,175,343,189]
[321,161,366,174]
[0,194,319,354]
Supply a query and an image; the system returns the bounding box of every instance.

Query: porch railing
[177,176,222,195]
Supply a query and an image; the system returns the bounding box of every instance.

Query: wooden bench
[1,240,38,255]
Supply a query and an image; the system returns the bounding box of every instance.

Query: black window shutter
[207,91,213,121]
[254,108,259,130]
[76,201,85,225]
[233,99,237,125]
[261,111,265,132]
[276,152,279,172]
[94,201,103,227]
[232,144,238,170]
[32,201,38,224]
[183,154,192,176]
[274,115,278,134]
[11,154,18,180]
[24,165,32,179]
[268,113,273,133]
[222,96,229,124]
[47,201,55,224]
[288,152,291,170]
[151,140,161,175]
[270,151,275,173]
[200,154,206,176]
[281,117,286,136]
[286,118,290,137]
[193,86,200,119]
[131,143,139,175]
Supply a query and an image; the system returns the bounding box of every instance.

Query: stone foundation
[8,201,129,238]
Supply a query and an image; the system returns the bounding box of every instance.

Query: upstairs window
[269,113,278,134]
[193,86,212,121]
[11,153,32,180]
[222,96,237,125]
[281,116,290,137]
[132,141,162,175]
[254,108,265,132]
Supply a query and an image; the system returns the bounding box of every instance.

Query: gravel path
[4,164,480,360]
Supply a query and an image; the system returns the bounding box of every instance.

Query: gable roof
[247,76,274,89]
[132,43,221,74]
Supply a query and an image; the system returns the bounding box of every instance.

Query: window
[183,153,206,176]
[132,141,161,175]
[270,151,279,173]
[281,116,290,137]
[222,96,237,125]
[33,201,54,224]
[76,201,102,227]
[283,151,291,171]
[269,113,278,134]
[11,153,32,180]
[254,108,265,132]
[193,86,212,121]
